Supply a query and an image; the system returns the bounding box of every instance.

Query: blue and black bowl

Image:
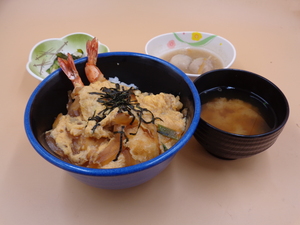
[24,52,201,189]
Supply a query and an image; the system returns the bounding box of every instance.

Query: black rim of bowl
[194,68,289,139]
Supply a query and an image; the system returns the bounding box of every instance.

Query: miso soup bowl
[145,31,236,80]
[193,69,289,160]
[24,52,201,189]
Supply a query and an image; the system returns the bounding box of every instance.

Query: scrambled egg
[46,79,186,169]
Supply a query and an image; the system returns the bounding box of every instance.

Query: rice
[108,77,138,89]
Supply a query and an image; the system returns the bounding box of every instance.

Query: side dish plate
[26,32,110,81]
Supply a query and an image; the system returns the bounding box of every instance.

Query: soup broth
[160,48,223,74]
[200,87,276,135]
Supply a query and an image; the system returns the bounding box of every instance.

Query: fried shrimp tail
[85,37,105,83]
[57,54,84,88]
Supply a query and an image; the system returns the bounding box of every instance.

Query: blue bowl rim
[24,51,201,177]
[194,68,289,138]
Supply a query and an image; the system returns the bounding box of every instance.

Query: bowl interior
[194,69,289,133]
[25,52,200,175]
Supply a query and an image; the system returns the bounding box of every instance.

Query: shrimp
[57,37,105,88]
[85,37,105,82]
[57,54,84,88]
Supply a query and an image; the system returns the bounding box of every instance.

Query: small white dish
[145,31,236,80]
[26,32,110,81]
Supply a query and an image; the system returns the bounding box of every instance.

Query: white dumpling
[170,54,192,71]
[188,57,214,74]
[202,58,214,73]
[188,58,205,74]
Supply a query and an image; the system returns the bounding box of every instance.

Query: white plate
[26,32,110,81]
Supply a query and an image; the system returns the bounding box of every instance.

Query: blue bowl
[24,52,201,189]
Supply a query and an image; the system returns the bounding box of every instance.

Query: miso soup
[200,87,276,135]
[160,48,223,74]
